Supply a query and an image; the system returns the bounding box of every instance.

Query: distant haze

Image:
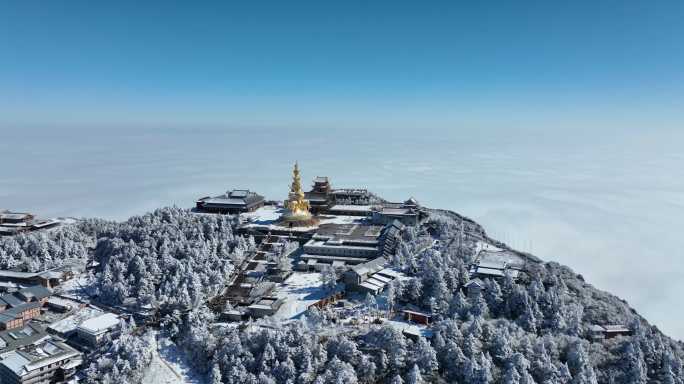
[2,123,683,340]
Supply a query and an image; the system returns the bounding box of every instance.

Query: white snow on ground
[383,319,434,339]
[317,215,364,225]
[56,274,95,302]
[474,240,503,255]
[241,206,364,231]
[475,247,526,269]
[241,206,281,224]
[143,331,205,384]
[272,272,335,320]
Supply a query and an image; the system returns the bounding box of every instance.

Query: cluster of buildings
[343,257,402,295]
[0,338,82,384]
[299,221,403,271]
[0,211,60,237]
[217,232,300,320]
[464,249,526,298]
[0,285,123,383]
[195,171,422,227]
[196,163,424,322]
[0,264,78,291]
[0,264,122,383]
[0,286,52,331]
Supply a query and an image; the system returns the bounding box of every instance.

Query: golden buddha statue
[283,162,312,221]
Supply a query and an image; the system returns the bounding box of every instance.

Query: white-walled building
[75,313,122,347]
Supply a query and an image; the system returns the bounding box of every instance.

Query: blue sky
[1,0,683,125]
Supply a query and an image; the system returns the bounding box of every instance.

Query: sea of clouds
[2,124,683,340]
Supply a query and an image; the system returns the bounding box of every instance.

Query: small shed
[247,297,284,318]
[464,279,485,299]
[222,309,246,322]
[402,309,431,325]
[590,324,632,340]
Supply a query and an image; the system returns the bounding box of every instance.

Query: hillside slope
[1,206,682,383]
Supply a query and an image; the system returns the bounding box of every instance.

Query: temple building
[0,211,60,237]
[371,198,422,226]
[298,220,404,271]
[305,177,333,214]
[196,189,265,214]
[280,162,313,224]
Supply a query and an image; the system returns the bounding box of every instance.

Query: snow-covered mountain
[0,205,681,383]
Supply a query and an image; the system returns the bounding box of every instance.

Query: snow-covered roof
[350,257,386,275]
[0,293,24,308]
[376,207,415,216]
[199,189,264,207]
[0,222,30,228]
[1,352,30,375]
[478,260,507,270]
[0,213,31,221]
[77,313,121,335]
[48,306,104,335]
[229,190,249,198]
[474,267,506,277]
[18,285,52,301]
[0,282,19,290]
[329,205,372,212]
[369,274,392,284]
[603,325,630,332]
[301,254,369,263]
[0,270,39,279]
[304,239,378,252]
[204,197,248,205]
[46,297,75,310]
[365,278,387,288]
[0,339,81,377]
[401,309,431,317]
[404,197,419,206]
[465,278,485,288]
[0,323,48,353]
[477,249,526,270]
[38,271,64,279]
[360,282,383,292]
[31,219,60,229]
[472,266,519,279]
[376,268,403,279]
[384,319,433,338]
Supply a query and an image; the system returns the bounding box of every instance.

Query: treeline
[0,224,92,271]
[167,303,683,384]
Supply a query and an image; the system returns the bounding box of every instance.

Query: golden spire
[290,161,304,198]
[284,161,311,220]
